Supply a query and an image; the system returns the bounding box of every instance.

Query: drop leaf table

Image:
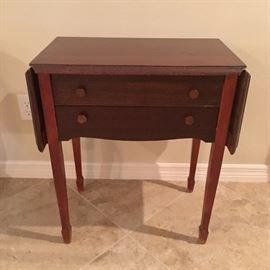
[26,37,250,244]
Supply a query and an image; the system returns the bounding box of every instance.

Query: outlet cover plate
[17,94,32,120]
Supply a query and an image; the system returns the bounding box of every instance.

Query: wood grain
[226,70,251,154]
[38,73,72,244]
[30,37,246,75]
[56,106,219,142]
[52,75,223,107]
[199,74,238,244]
[25,68,47,152]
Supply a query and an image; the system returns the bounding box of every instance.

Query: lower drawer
[56,106,219,142]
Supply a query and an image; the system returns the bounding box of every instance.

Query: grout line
[69,181,175,270]
[67,184,134,270]
[217,183,270,231]
[128,234,171,270]
[78,233,131,270]
[220,182,270,203]
[138,182,205,228]
[68,180,199,270]
[67,183,127,235]
[0,179,50,202]
[67,179,190,270]
[68,179,197,233]
[68,180,189,234]
[143,190,189,225]
[220,182,254,200]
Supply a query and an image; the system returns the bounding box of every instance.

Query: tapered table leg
[48,140,72,243]
[198,142,225,244]
[72,137,84,192]
[187,139,201,192]
[198,74,238,244]
[38,73,72,244]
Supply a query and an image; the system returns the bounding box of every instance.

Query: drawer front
[56,106,219,142]
[52,75,224,107]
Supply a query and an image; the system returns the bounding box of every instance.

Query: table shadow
[0,178,199,245]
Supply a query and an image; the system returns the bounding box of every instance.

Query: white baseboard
[0,161,269,182]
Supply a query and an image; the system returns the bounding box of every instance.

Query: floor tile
[130,183,270,270]
[82,236,168,270]
[75,179,186,232]
[0,178,44,201]
[0,180,125,270]
[221,182,270,229]
[222,182,270,206]
[1,178,269,270]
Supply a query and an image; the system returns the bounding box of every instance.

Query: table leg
[49,140,72,243]
[187,139,201,192]
[72,137,84,192]
[38,73,72,244]
[198,74,238,244]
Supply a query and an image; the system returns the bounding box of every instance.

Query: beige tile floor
[0,178,269,270]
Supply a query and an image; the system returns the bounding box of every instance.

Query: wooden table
[26,37,250,244]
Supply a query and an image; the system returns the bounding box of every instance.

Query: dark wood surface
[30,37,246,75]
[25,68,47,152]
[226,70,250,154]
[56,106,219,142]
[38,73,72,244]
[52,75,223,107]
[199,74,237,244]
[187,139,201,192]
[72,138,84,192]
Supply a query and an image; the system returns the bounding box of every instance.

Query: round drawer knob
[185,115,194,126]
[189,89,200,99]
[75,88,86,98]
[77,113,88,124]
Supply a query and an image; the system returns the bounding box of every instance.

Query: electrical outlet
[17,94,32,120]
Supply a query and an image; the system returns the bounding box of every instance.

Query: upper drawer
[52,75,224,107]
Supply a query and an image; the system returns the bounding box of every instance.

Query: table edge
[30,64,246,75]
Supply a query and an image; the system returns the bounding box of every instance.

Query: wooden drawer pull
[189,89,200,99]
[75,88,87,98]
[185,115,194,126]
[77,113,88,124]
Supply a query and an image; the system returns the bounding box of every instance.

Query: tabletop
[30,37,246,75]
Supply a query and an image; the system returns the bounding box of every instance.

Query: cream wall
[0,0,269,166]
